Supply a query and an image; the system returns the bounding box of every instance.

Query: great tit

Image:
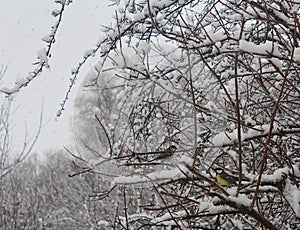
[215,168,237,186]
[149,145,177,162]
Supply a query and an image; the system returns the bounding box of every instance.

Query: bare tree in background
[0,67,40,180]
[0,151,114,229]
[0,66,39,228]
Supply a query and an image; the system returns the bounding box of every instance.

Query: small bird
[215,168,237,186]
[149,145,177,162]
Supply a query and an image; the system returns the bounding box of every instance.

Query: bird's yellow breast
[216,174,231,186]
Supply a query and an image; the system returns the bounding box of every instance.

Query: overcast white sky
[0,0,114,153]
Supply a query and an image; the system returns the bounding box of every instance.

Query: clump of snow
[293,162,300,177]
[156,113,162,119]
[283,178,300,218]
[228,194,251,207]
[212,124,286,147]
[136,40,151,55]
[0,87,15,94]
[231,219,244,229]
[83,49,94,58]
[128,53,143,68]
[37,48,49,68]
[239,40,281,57]
[244,115,256,126]
[291,3,300,13]
[212,132,234,146]
[112,53,128,69]
[199,199,211,212]
[150,210,187,228]
[226,187,237,196]
[293,47,300,63]
[55,0,66,4]
[51,9,60,17]
[261,167,289,183]
[293,189,300,217]
[112,164,190,185]
[41,34,53,43]
[26,73,34,81]
[100,42,109,53]
[15,77,27,86]
[205,101,218,110]
[71,67,78,75]
[270,57,282,69]
[97,220,110,227]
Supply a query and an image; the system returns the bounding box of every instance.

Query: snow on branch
[0,0,70,96]
[68,0,300,228]
[212,125,300,147]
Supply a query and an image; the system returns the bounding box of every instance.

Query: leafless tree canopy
[67,0,300,229]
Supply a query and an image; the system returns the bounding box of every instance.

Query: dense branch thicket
[69,0,300,229]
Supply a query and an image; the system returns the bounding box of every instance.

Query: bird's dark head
[215,168,224,174]
[170,145,177,151]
